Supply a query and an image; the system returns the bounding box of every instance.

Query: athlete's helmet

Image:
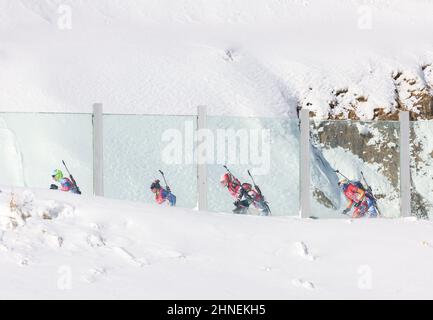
[220,173,232,187]
[52,169,63,182]
[338,178,349,191]
[150,180,161,190]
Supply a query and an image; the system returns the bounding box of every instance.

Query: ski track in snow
[111,246,147,267]
[292,279,316,291]
[81,267,107,284]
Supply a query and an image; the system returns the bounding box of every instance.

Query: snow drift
[1,187,433,299]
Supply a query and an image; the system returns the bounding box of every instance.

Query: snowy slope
[1,187,433,300]
[0,0,432,117]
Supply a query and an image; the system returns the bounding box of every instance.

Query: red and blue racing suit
[155,188,177,207]
[342,183,377,218]
[226,176,270,216]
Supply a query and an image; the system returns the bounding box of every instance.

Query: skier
[50,169,81,194]
[338,179,377,218]
[220,172,270,216]
[150,179,176,207]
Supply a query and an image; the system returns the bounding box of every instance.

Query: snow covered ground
[1,187,433,300]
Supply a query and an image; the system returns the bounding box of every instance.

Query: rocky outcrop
[312,120,399,189]
[302,64,433,121]
[394,67,433,120]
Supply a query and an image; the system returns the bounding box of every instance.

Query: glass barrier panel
[0,112,93,194]
[103,114,197,208]
[410,120,433,220]
[310,120,401,219]
[206,116,300,216]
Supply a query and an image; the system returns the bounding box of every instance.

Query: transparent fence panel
[0,112,93,194]
[410,120,433,220]
[206,116,300,216]
[310,120,401,219]
[104,115,197,208]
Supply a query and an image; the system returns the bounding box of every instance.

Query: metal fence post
[197,106,208,211]
[300,109,311,218]
[93,103,104,197]
[400,111,411,217]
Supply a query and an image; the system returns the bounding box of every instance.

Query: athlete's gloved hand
[50,184,59,190]
[166,186,171,193]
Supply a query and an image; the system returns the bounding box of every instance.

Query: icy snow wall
[0,113,93,194]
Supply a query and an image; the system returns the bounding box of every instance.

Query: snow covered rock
[35,200,75,220]
[394,69,433,119]
[292,279,315,291]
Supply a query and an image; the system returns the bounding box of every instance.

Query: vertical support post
[400,111,411,217]
[93,103,104,197]
[197,106,207,211]
[300,109,311,218]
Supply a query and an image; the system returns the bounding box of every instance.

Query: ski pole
[334,170,350,181]
[224,165,234,176]
[247,170,257,187]
[62,160,82,194]
[62,160,72,176]
[224,165,240,182]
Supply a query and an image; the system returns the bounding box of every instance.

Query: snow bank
[0,113,93,193]
[1,187,433,299]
